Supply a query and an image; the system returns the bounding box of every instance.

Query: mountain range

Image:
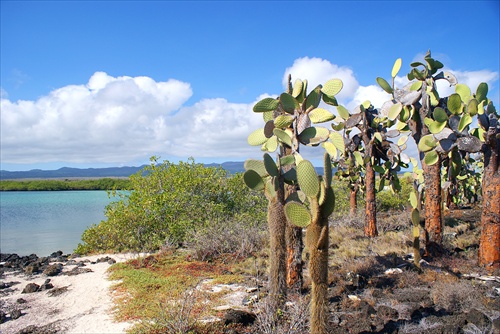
[0,162,247,180]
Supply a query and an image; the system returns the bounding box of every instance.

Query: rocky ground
[246,208,500,333]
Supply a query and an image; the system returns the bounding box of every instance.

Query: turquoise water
[0,191,118,256]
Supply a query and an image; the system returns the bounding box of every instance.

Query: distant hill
[0,161,330,180]
[204,161,246,174]
[0,162,246,180]
[0,166,147,180]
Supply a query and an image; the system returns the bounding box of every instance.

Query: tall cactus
[474,84,500,269]
[244,76,343,322]
[407,158,425,270]
[284,153,334,334]
[244,154,287,309]
[325,79,409,237]
[377,51,483,255]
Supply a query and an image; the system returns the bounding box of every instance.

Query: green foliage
[0,178,130,191]
[376,175,413,211]
[76,157,267,254]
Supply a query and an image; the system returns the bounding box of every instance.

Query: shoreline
[0,252,145,333]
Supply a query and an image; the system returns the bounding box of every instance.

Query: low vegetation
[0,178,130,191]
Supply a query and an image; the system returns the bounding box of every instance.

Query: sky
[1,1,499,171]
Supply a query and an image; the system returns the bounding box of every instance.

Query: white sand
[0,253,145,334]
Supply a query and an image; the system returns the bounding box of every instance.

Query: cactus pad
[447,93,464,115]
[283,167,297,184]
[292,79,304,99]
[264,177,278,199]
[262,135,278,152]
[243,170,264,191]
[309,108,335,124]
[284,201,312,228]
[264,120,275,138]
[280,93,298,114]
[274,115,294,128]
[297,160,320,198]
[321,79,343,97]
[318,180,326,205]
[423,150,439,166]
[298,126,330,146]
[263,153,279,177]
[323,152,332,187]
[418,134,437,152]
[273,128,293,147]
[253,97,279,113]
[305,85,322,110]
[320,187,335,217]
[247,129,268,146]
[244,159,267,177]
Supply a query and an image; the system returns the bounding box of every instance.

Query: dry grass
[253,294,309,334]
[430,280,487,313]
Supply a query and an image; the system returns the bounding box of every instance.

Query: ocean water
[0,191,119,256]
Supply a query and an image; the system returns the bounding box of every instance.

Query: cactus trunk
[349,185,358,217]
[423,157,443,255]
[307,212,329,334]
[286,223,303,291]
[479,135,500,269]
[267,182,287,311]
[364,162,378,237]
[284,144,303,292]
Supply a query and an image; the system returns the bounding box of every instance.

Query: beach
[0,253,142,334]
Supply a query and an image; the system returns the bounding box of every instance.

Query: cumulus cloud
[0,72,271,166]
[1,72,193,164]
[162,97,265,160]
[436,69,499,99]
[347,85,389,110]
[282,57,359,104]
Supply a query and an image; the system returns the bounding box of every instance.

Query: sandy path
[0,253,144,334]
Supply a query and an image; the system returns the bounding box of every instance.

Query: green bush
[76,157,267,254]
[376,175,413,211]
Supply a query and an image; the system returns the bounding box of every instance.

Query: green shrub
[76,157,267,254]
[376,175,413,211]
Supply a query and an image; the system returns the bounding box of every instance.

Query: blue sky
[1,1,499,171]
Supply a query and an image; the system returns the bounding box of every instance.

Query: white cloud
[0,72,271,166]
[436,69,499,99]
[162,97,264,160]
[0,72,193,164]
[347,85,389,110]
[282,57,359,104]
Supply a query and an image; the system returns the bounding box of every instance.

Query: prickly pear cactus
[376,51,486,254]
[284,153,334,334]
[245,75,343,333]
